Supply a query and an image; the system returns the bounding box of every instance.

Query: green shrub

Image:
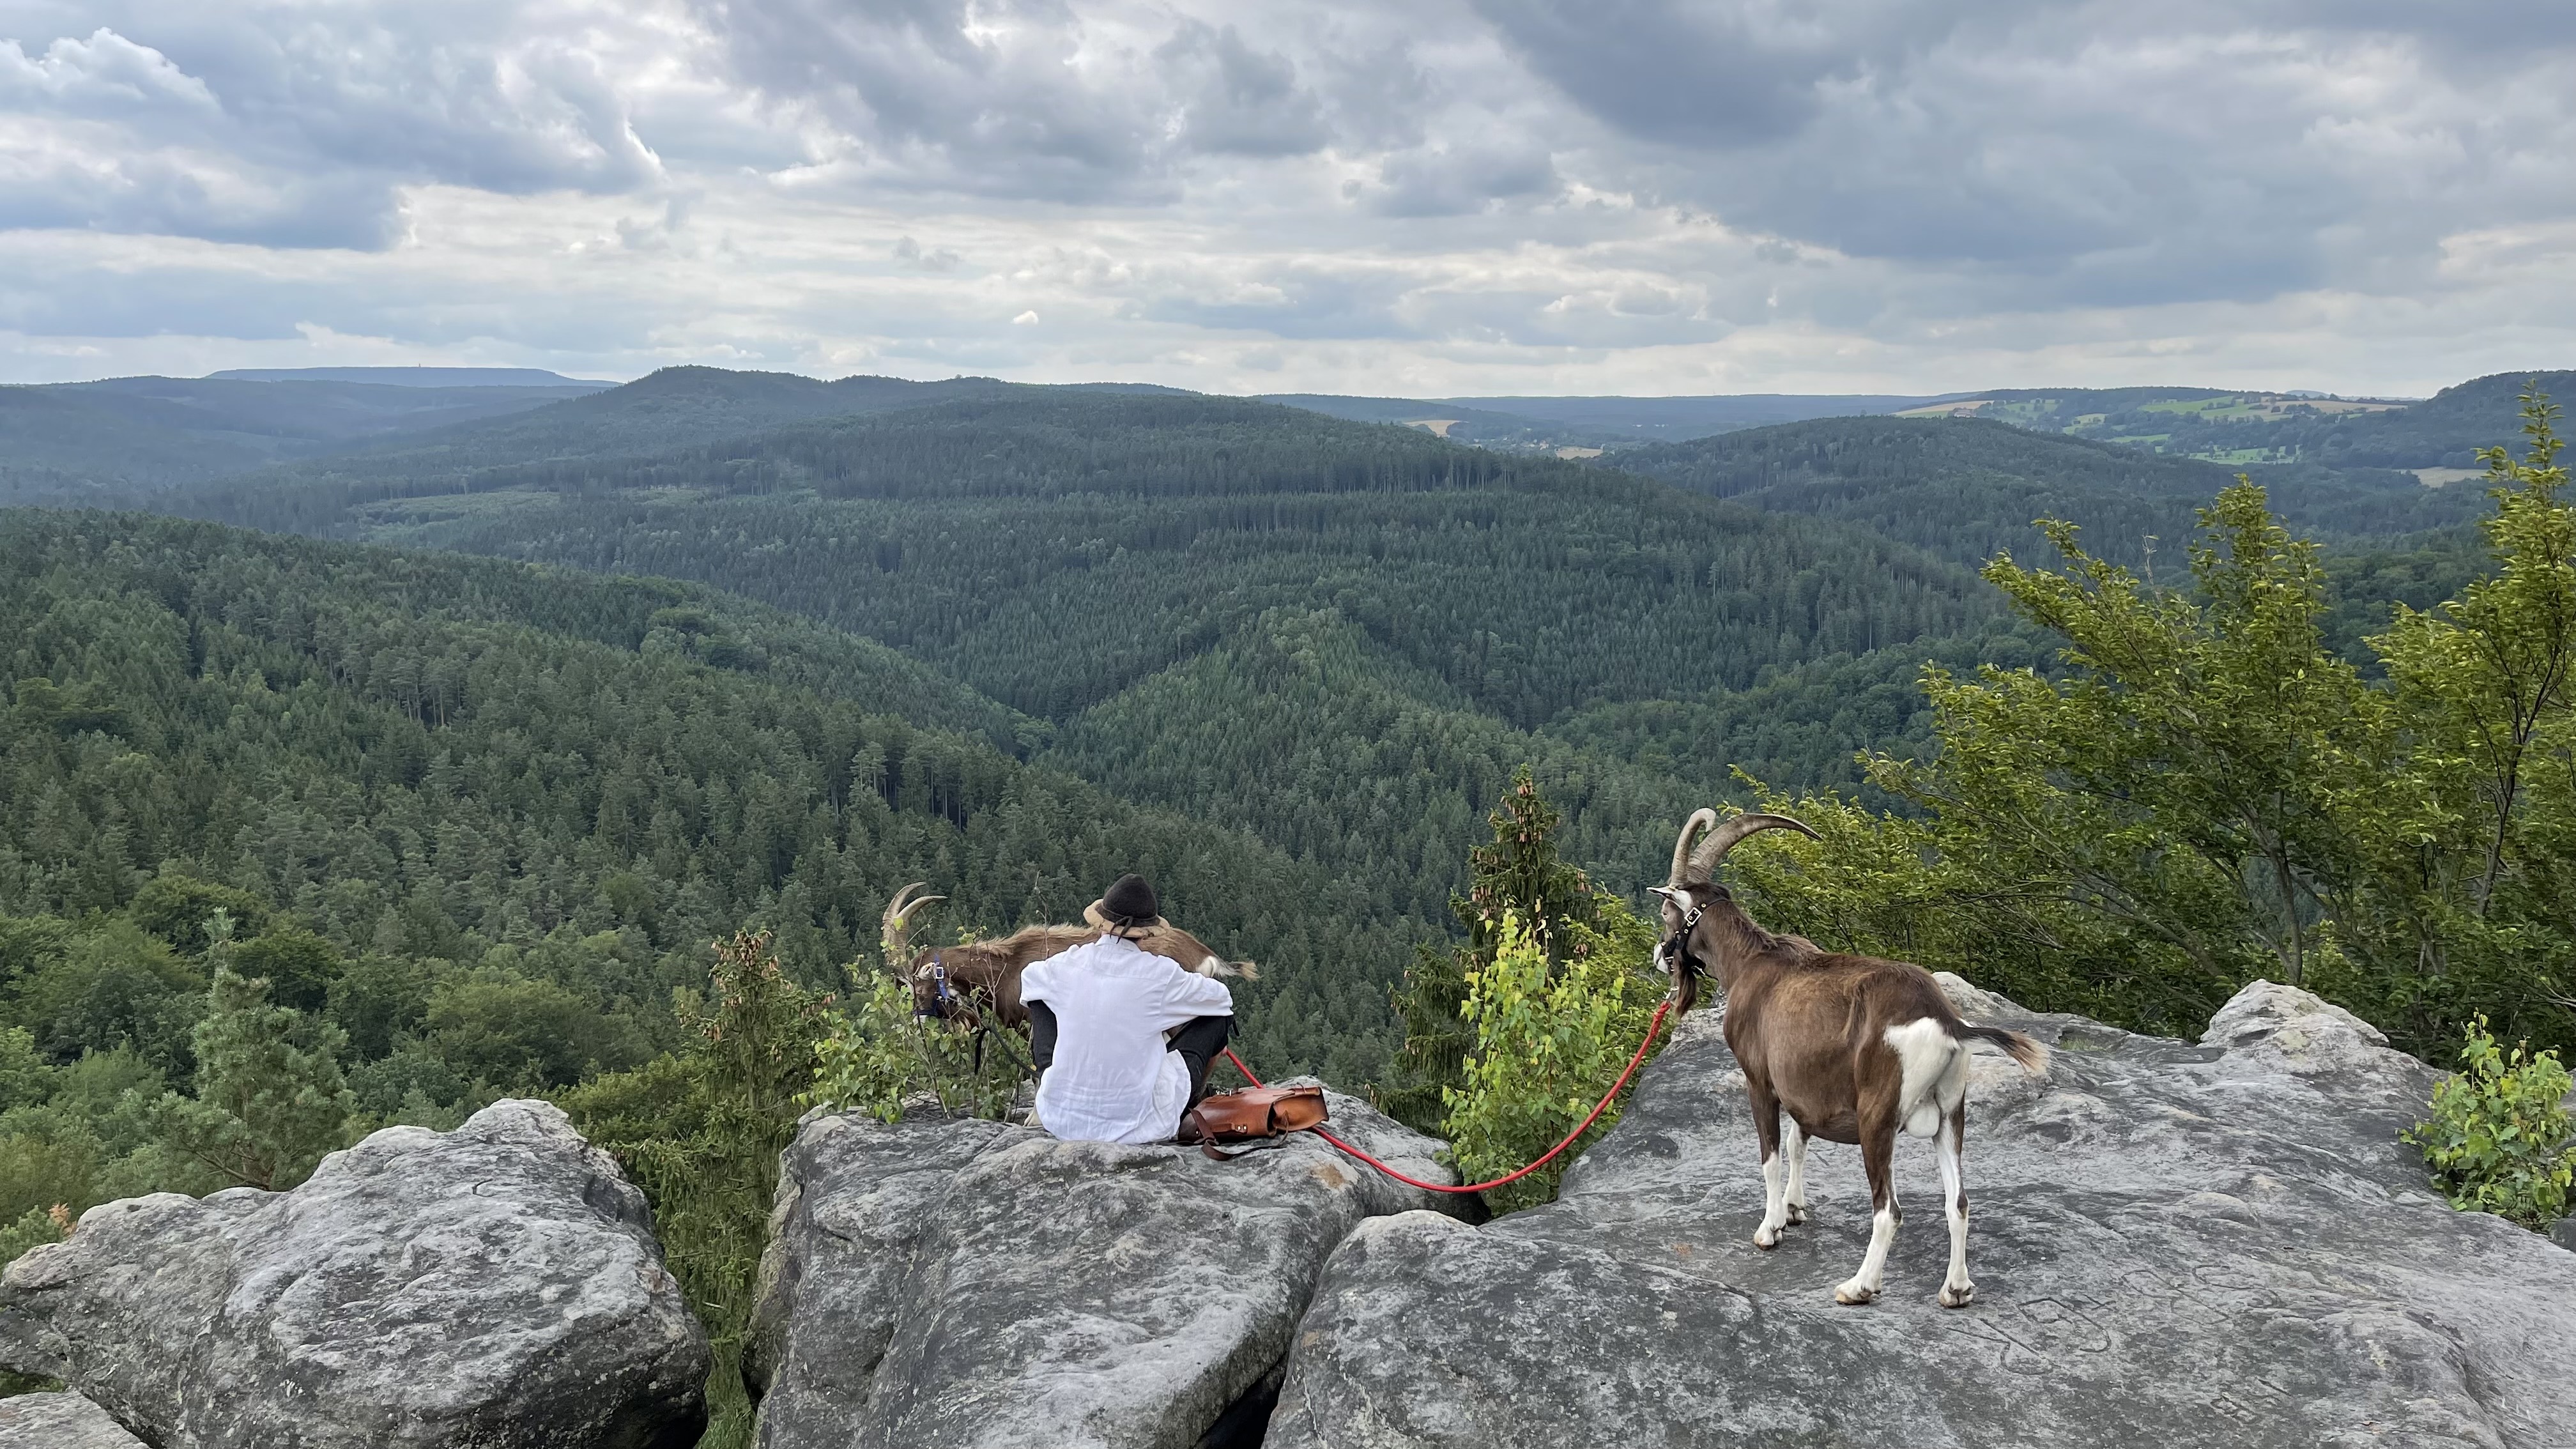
[0,1204,69,1268]
[1441,903,1665,1213]
[2405,1016,2575,1230]
[806,969,1027,1124]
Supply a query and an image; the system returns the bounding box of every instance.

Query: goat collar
[916,956,956,1020]
[1660,897,1712,1000]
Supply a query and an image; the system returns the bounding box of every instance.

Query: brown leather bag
[1177,1085,1328,1159]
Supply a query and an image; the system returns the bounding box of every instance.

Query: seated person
[1022,873,1234,1144]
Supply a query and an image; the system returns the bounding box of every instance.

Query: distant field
[2413,467,2485,488]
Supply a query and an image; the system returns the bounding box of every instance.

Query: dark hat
[1083,873,1164,935]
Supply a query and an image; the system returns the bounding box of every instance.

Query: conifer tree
[150,913,356,1191]
[1378,767,1598,1133]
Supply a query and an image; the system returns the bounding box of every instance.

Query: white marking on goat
[1836,1202,1899,1305]
[1936,1112,1974,1307]
[1783,1119,1809,1225]
[1882,1018,1960,1138]
[1754,1150,1788,1248]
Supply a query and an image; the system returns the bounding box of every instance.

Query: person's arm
[1150,962,1234,1032]
[1027,1000,1059,1078]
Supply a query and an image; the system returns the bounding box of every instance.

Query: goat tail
[1954,1022,2050,1076]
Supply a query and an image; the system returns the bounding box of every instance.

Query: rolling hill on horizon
[1,370,612,503]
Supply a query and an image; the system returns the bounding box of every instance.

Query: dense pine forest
[0,513,1422,1220]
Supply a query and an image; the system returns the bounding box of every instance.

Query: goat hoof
[1833,1282,1876,1306]
[1752,1227,1780,1250]
[1785,1204,1807,1225]
[1940,1284,1975,1308]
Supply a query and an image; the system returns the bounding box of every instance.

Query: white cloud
[0,0,2570,394]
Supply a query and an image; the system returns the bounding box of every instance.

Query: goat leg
[1749,1080,1789,1250]
[1936,1101,1974,1307]
[1834,1104,1901,1305]
[1783,1119,1809,1226]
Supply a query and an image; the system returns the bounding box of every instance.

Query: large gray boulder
[1268,979,2576,1448]
[0,1100,709,1449]
[0,1392,146,1448]
[745,1082,1468,1449]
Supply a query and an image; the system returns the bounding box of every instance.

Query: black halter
[1659,897,1711,997]
[916,956,956,1020]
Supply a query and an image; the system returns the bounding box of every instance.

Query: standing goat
[1651,809,2048,1308]
[881,883,1257,1029]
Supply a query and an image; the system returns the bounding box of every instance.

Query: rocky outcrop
[0,1100,709,1449]
[1268,979,2576,1449]
[745,1082,1466,1449]
[0,1392,146,1448]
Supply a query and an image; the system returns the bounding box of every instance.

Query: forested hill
[1609,414,2486,569]
[155,385,2016,918]
[0,374,606,503]
[0,509,1405,1085]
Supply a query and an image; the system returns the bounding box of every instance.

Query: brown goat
[881,883,1257,1031]
[1651,809,2047,1308]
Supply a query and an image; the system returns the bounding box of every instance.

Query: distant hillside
[208,367,611,388]
[1251,395,1582,450]
[1445,392,1949,440]
[1890,372,2574,474]
[1611,414,2484,571]
[0,374,604,501]
[1259,390,1948,451]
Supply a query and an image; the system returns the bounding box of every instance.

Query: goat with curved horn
[880,882,946,962]
[1651,803,2046,1310]
[1680,811,1821,886]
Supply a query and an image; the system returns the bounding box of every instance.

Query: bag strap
[1200,1137,1291,1162]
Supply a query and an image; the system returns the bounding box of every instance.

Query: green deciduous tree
[1440,901,1663,1213]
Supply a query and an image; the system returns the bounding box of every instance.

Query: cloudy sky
[3,0,2572,395]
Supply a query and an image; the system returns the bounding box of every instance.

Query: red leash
[1220,998,1673,1196]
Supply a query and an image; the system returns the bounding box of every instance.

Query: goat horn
[1669,808,1720,888]
[1686,811,1821,882]
[880,882,944,963]
[882,882,944,928]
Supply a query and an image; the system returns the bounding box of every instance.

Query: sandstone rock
[1269,981,2576,1449]
[0,1392,146,1448]
[745,1082,1466,1449]
[0,1100,708,1449]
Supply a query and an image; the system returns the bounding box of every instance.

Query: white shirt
[1022,934,1234,1146]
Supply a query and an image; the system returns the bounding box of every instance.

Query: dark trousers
[1027,1005,1234,1108]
